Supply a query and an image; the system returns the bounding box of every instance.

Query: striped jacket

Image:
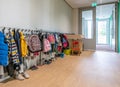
[6,32,20,65]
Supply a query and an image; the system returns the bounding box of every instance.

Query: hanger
[25,29,27,32]
[8,28,11,32]
[21,29,24,32]
[23,29,27,36]
[6,28,11,35]
[39,29,42,33]
[12,28,15,32]
[28,29,31,32]
[31,30,33,35]
[17,29,20,32]
[2,27,5,34]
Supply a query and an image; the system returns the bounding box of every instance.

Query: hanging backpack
[60,34,69,49]
[43,37,51,52]
[28,35,42,53]
[47,34,55,44]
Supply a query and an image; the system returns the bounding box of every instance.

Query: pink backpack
[28,35,42,53]
[43,38,51,52]
[47,34,55,44]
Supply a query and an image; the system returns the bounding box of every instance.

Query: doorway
[79,3,117,52]
[79,7,96,50]
[96,4,116,51]
[97,21,107,44]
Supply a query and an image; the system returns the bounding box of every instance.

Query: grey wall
[0,0,73,33]
[73,8,79,34]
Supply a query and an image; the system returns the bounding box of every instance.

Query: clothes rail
[0,27,75,35]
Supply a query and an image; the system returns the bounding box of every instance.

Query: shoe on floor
[22,72,30,79]
[30,65,38,70]
[15,74,25,81]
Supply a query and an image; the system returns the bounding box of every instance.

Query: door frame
[115,3,118,52]
[79,7,96,50]
[97,2,118,52]
[78,2,118,52]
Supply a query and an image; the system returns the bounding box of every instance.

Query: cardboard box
[65,34,84,52]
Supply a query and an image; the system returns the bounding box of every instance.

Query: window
[82,10,93,39]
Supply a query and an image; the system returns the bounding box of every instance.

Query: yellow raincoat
[20,32,28,57]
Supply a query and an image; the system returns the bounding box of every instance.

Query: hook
[2,27,5,31]
[31,30,33,34]
[17,29,20,32]
[12,28,15,31]
[2,27,5,30]
[21,29,24,32]
[2,27,5,34]
[8,28,11,31]
[25,29,27,32]
[28,29,31,32]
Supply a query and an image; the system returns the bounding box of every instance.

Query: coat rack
[0,27,75,35]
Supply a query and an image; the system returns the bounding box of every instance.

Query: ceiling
[65,0,118,8]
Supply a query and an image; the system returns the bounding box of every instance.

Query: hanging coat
[13,30,22,64]
[0,32,8,66]
[6,31,20,71]
[20,32,28,57]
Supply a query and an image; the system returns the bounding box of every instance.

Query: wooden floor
[96,45,115,52]
[1,51,120,87]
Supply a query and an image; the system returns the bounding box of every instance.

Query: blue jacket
[13,30,22,64]
[0,32,8,66]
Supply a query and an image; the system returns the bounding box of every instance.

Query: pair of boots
[15,72,30,81]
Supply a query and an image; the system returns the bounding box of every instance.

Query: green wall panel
[118,2,120,52]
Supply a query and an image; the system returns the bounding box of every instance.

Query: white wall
[73,8,79,34]
[0,0,73,33]
[33,0,73,33]
[0,0,32,29]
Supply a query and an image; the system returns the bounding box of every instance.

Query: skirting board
[0,76,10,82]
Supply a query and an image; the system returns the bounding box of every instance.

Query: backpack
[28,35,42,53]
[43,38,51,52]
[54,34,60,43]
[60,34,69,49]
[57,46,62,52]
[47,34,55,44]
